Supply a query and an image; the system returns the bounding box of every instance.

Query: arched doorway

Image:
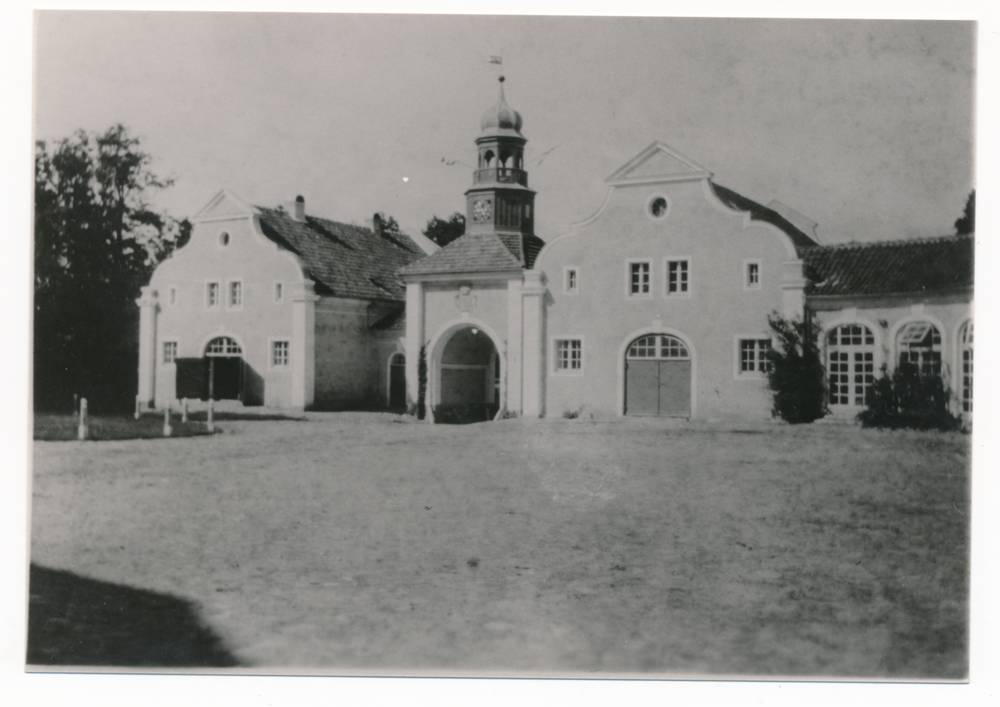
[435,326,501,423]
[388,352,406,409]
[624,333,691,417]
[174,336,244,401]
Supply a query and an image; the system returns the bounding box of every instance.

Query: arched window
[627,335,690,360]
[897,321,942,377]
[960,321,973,412]
[483,150,495,168]
[205,337,242,356]
[827,324,875,407]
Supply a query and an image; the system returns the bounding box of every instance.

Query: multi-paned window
[565,267,579,294]
[627,334,690,360]
[666,259,689,295]
[206,337,242,356]
[739,339,772,374]
[896,321,942,377]
[745,262,760,289]
[555,339,583,372]
[827,324,875,407]
[206,281,220,308]
[960,320,973,412]
[163,341,177,364]
[629,261,651,297]
[228,280,242,308]
[271,340,290,368]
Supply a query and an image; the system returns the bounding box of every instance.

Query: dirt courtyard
[29,414,970,679]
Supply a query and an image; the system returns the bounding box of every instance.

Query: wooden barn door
[625,335,691,417]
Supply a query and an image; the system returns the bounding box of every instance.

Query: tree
[765,312,827,424]
[423,212,466,248]
[34,125,187,412]
[955,190,975,235]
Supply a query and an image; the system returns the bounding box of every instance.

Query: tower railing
[474,167,528,187]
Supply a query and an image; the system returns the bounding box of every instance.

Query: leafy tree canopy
[955,190,975,235]
[34,124,188,412]
[422,212,466,248]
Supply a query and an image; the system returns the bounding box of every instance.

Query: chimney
[291,195,306,222]
[372,212,383,235]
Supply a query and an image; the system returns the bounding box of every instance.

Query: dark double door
[176,356,243,401]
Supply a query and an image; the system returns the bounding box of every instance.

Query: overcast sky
[33,13,974,245]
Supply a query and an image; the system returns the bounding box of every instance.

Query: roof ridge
[812,233,973,251]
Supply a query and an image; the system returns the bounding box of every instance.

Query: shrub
[562,406,584,419]
[417,344,428,420]
[857,362,962,431]
[765,312,826,424]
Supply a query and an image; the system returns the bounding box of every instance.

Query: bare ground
[28,414,970,678]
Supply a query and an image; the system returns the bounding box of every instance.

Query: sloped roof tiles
[255,207,424,301]
[804,234,974,298]
[398,231,546,277]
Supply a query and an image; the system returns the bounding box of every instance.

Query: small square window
[228,281,242,307]
[274,282,283,303]
[565,268,578,294]
[629,261,651,297]
[739,339,772,375]
[206,282,220,308]
[667,260,689,295]
[271,340,290,368]
[555,339,582,372]
[746,262,760,288]
[163,341,177,364]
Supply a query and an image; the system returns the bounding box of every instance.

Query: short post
[207,399,215,433]
[77,398,88,441]
[163,402,173,437]
[134,394,141,420]
[181,398,188,423]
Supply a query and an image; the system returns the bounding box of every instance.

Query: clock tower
[465,76,536,239]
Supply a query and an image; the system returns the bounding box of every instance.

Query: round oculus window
[219,231,231,246]
[649,197,668,218]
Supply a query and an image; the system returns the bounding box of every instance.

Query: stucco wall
[536,178,800,420]
[148,211,306,408]
[422,281,510,349]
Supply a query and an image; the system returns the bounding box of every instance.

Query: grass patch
[34,413,214,441]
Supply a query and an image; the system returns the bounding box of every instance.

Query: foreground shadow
[27,564,240,668]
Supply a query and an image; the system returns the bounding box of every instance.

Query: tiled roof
[710,183,819,254]
[804,234,974,298]
[256,207,424,301]
[399,231,545,277]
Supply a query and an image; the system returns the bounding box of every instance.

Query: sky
[32,13,976,245]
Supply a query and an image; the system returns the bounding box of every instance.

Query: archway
[176,336,244,402]
[435,325,500,423]
[624,333,692,417]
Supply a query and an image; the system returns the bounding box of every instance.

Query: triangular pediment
[193,189,259,222]
[606,142,712,185]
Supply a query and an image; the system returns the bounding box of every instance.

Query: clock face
[473,198,493,223]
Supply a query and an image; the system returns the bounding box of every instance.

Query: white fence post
[134,394,141,420]
[207,399,214,433]
[182,398,188,423]
[163,402,172,437]
[77,398,88,441]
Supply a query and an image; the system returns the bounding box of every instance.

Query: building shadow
[26,564,240,668]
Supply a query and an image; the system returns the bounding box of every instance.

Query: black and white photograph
[16,4,995,702]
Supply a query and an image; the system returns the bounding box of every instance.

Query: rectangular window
[667,259,689,295]
[271,340,290,368]
[163,341,177,364]
[228,280,242,308]
[739,339,772,374]
[746,262,760,288]
[555,339,583,372]
[274,282,283,303]
[629,261,651,297]
[565,267,578,294]
[169,287,177,305]
[206,281,220,308]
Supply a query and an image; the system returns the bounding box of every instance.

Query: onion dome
[479,76,524,138]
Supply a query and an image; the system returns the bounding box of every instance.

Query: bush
[765,312,826,424]
[857,362,962,431]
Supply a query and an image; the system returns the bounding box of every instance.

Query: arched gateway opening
[433,326,501,423]
[175,336,246,402]
[624,333,692,417]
